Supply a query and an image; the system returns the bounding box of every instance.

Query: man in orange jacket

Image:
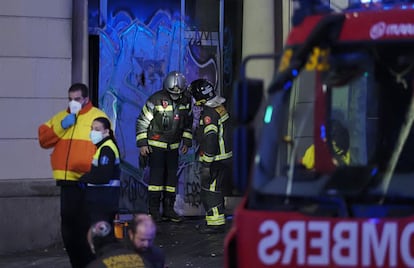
[38,83,109,268]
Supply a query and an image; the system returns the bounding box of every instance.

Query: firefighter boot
[148,191,162,223]
[162,192,182,223]
[198,188,226,234]
[197,223,225,234]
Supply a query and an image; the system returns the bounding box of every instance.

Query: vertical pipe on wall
[72,0,89,85]
[242,0,275,90]
[281,0,291,44]
[274,1,284,55]
[219,0,224,95]
[181,0,185,72]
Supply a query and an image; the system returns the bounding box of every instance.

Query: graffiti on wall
[89,0,220,215]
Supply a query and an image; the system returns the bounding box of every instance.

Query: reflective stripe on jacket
[135,89,192,150]
[198,105,232,163]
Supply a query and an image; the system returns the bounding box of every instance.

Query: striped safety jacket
[79,137,121,185]
[197,105,232,164]
[38,102,109,181]
[136,89,193,150]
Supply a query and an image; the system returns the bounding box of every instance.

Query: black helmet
[163,71,187,98]
[188,79,216,105]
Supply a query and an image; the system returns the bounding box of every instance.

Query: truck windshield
[251,47,414,200]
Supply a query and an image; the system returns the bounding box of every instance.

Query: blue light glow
[291,69,298,77]
[283,81,293,90]
[370,167,378,176]
[368,218,380,224]
[320,124,326,140]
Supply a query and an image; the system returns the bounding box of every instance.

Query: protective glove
[61,114,76,129]
[139,154,150,169]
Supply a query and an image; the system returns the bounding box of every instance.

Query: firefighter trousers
[200,161,230,226]
[148,147,179,191]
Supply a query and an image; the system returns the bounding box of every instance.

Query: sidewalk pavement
[0,216,231,268]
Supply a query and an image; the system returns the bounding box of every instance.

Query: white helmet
[163,71,187,99]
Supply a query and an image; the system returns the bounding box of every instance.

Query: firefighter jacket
[136,89,193,150]
[197,105,233,164]
[38,102,109,181]
[79,137,121,185]
[86,242,145,268]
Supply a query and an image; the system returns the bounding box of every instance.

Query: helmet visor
[169,90,182,100]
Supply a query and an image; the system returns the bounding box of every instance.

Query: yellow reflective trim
[218,120,225,154]
[182,131,192,139]
[148,140,168,149]
[53,170,82,181]
[178,103,190,109]
[155,105,173,111]
[213,152,232,161]
[165,186,176,193]
[201,152,232,163]
[218,113,229,123]
[209,179,216,191]
[204,125,218,133]
[344,151,351,165]
[206,213,225,225]
[142,105,154,121]
[333,142,351,165]
[170,143,180,150]
[206,214,225,221]
[148,185,164,191]
[200,154,214,163]
[212,207,219,216]
[136,132,147,142]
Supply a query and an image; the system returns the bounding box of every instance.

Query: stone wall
[0,0,72,254]
[0,179,61,254]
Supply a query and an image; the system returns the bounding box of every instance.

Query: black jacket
[136,89,192,150]
[87,243,145,268]
[197,105,232,163]
[80,137,120,184]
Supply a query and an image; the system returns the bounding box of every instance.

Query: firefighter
[188,79,233,234]
[136,71,193,222]
[302,119,350,169]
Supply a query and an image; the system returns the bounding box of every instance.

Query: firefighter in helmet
[301,119,350,169]
[189,79,233,234]
[136,71,193,222]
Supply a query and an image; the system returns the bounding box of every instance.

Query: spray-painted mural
[89,0,222,214]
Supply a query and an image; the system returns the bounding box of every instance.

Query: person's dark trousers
[149,147,179,187]
[200,161,228,224]
[60,185,94,268]
[84,186,120,225]
[148,147,180,221]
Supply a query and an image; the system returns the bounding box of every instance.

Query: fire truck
[225,0,414,267]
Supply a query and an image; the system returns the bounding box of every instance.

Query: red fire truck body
[225,1,414,267]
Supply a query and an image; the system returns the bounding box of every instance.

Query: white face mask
[90,130,104,144]
[69,100,82,114]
